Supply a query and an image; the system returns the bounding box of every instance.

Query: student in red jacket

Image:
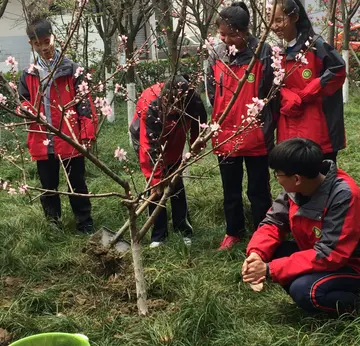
[207,2,275,250]
[271,0,346,162]
[18,18,97,233]
[243,138,360,313]
[129,75,207,248]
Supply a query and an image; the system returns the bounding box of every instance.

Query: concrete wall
[0,0,29,72]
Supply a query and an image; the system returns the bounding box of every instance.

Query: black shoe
[77,224,94,234]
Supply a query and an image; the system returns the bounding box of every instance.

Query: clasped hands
[242,252,267,286]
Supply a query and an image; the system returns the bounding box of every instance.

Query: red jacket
[129,83,207,186]
[247,161,360,286]
[277,34,346,154]
[18,57,97,161]
[207,36,275,156]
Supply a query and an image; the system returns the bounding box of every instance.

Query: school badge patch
[302,69,312,79]
[247,73,255,83]
[312,226,322,239]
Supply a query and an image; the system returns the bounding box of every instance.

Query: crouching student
[242,138,360,313]
[129,75,207,248]
[18,18,97,233]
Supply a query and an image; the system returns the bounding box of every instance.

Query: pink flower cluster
[94,97,113,118]
[271,46,285,86]
[246,97,265,118]
[114,147,127,161]
[0,180,28,195]
[0,94,7,105]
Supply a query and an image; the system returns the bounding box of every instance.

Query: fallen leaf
[0,299,12,308]
[76,295,87,306]
[4,277,22,288]
[0,328,13,345]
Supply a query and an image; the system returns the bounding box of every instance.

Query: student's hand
[242,259,267,284]
[241,252,262,276]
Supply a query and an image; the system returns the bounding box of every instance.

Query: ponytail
[216,1,250,32]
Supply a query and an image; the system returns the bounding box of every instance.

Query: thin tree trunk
[327,0,336,46]
[129,206,148,316]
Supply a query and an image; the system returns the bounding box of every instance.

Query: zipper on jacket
[220,72,223,97]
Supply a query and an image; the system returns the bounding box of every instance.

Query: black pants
[323,152,337,164]
[218,155,272,237]
[272,241,360,313]
[37,155,93,230]
[149,163,192,242]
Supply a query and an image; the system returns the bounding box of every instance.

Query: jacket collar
[25,55,74,79]
[284,31,309,61]
[289,160,337,220]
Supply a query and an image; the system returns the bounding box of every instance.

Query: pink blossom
[203,37,216,50]
[328,20,334,26]
[184,152,191,160]
[101,104,113,118]
[295,53,308,65]
[200,123,209,129]
[19,184,28,194]
[114,147,127,161]
[228,45,238,56]
[210,122,221,132]
[6,56,18,66]
[43,139,50,146]
[77,0,88,6]
[3,181,8,190]
[305,41,310,47]
[9,82,17,91]
[0,94,7,105]
[121,35,128,43]
[114,83,121,94]
[272,46,282,54]
[27,64,40,74]
[98,82,104,92]
[78,81,89,95]
[65,110,76,118]
[74,66,84,78]
[86,73,92,80]
[8,188,17,195]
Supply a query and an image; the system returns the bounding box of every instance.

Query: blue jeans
[272,241,360,313]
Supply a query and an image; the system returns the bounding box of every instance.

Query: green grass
[1,96,360,346]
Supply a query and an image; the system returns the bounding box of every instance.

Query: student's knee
[288,276,318,312]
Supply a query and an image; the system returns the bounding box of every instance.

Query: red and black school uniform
[247,161,360,313]
[278,33,346,162]
[207,35,275,236]
[129,83,207,242]
[18,52,97,232]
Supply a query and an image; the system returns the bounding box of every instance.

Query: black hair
[216,2,250,32]
[161,74,195,110]
[279,0,315,37]
[269,138,323,179]
[26,18,53,40]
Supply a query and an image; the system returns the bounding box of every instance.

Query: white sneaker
[149,241,163,249]
[183,237,192,246]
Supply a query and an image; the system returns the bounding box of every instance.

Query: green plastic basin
[10,333,90,346]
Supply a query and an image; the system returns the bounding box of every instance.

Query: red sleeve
[247,190,290,262]
[269,189,360,285]
[138,99,163,186]
[297,40,345,103]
